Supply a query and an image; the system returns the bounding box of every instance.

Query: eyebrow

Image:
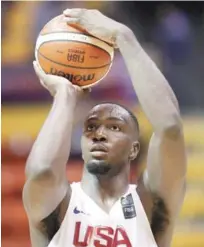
[86,116,127,123]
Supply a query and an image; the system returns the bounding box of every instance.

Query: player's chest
[69,194,137,247]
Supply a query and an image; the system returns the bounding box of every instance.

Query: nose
[92,126,107,142]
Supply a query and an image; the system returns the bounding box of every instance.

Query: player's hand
[63,9,125,47]
[33,61,90,98]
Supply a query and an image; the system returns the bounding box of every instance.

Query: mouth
[90,144,108,153]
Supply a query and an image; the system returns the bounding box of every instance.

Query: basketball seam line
[40,31,113,46]
[39,39,111,57]
[38,51,112,70]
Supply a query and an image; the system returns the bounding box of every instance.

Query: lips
[90,144,108,153]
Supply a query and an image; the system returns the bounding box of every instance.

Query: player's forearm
[25,89,76,178]
[116,26,182,133]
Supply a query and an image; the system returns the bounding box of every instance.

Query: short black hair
[96,102,140,134]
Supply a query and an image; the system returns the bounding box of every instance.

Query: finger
[63,8,85,18]
[73,84,82,91]
[33,61,46,81]
[35,61,47,76]
[63,17,79,25]
[39,79,48,89]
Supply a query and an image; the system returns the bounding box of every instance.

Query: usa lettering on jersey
[73,222,132,247]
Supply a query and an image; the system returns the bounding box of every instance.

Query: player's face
[81,104,139,176]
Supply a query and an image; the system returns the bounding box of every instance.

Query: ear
[129,141,140,161]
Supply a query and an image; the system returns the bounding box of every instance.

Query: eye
[110,125,120,131]
[87,124,96,132]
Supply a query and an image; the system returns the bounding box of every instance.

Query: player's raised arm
[116,26,187,202]
[23,61,83,224]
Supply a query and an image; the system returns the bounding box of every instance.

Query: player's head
[81,103,140,177]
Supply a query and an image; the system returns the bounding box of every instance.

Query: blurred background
[1,1,204,247]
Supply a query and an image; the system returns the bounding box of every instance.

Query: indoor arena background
[1,1,204,247]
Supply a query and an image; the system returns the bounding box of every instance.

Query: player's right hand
[33,60,90,98]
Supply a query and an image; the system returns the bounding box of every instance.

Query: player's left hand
[63,8,125,47]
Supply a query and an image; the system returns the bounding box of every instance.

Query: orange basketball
[35,15,114,88]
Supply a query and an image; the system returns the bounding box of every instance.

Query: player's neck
[81,165,130,200]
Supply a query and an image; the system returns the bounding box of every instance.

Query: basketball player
[23,9,187,247]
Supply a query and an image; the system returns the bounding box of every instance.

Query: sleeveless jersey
[48,182,158,247]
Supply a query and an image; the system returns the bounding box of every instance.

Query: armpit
[40,204,61,242]
[151,194,170,240]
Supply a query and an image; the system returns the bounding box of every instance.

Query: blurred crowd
[1,2,204,247]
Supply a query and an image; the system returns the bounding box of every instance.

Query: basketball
[35,15,114,88]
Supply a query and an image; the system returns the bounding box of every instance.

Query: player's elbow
[162,113,183,139]
[25,160,54,181]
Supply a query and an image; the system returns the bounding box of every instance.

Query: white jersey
[48,182,158,247]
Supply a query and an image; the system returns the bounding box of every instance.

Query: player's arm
[116,26,187,245]
[23,61,82,226]
[116,26,187,198]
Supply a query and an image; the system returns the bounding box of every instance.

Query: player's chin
[86,159,111,175]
